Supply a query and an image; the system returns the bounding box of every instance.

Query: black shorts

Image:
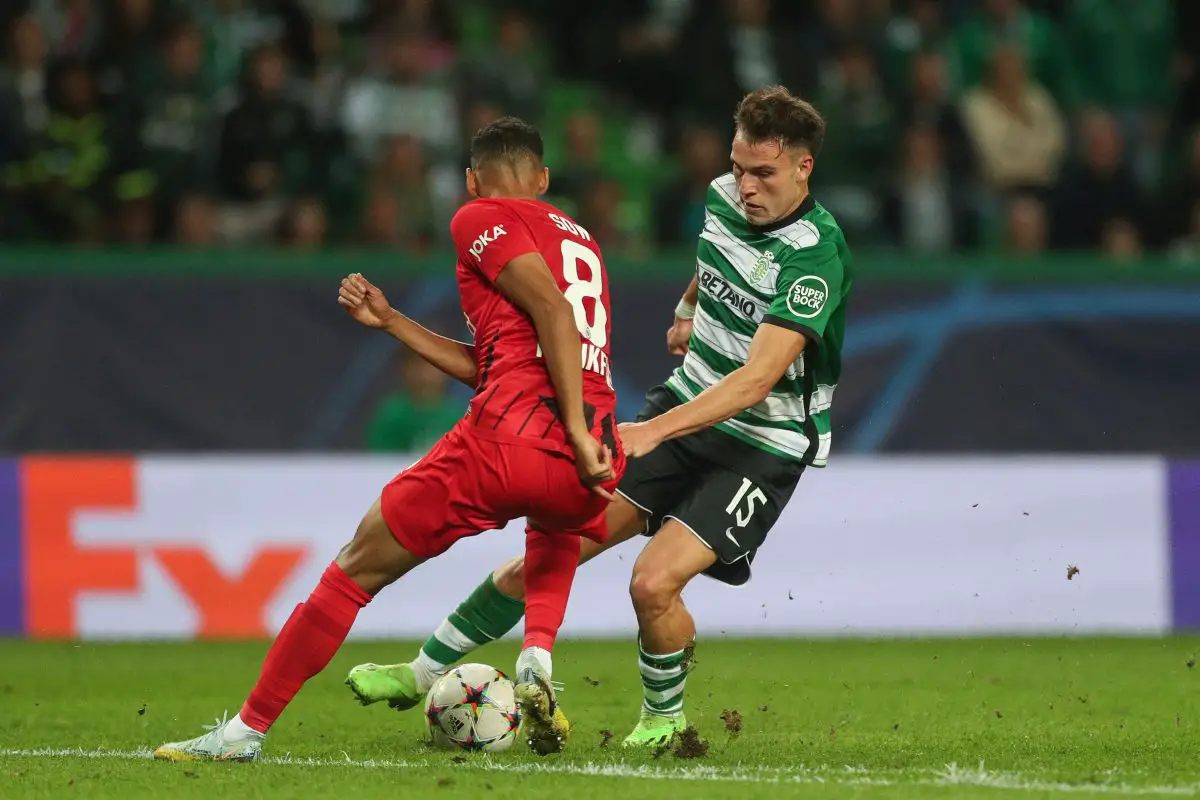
[618,385,806,586]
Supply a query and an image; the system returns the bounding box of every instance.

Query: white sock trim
[517,645,553,679]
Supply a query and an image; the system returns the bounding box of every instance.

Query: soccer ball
[424,663,521,753]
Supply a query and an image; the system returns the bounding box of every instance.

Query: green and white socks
[405,573,694,723]
[410,574,526,692]
[638,640,692,717]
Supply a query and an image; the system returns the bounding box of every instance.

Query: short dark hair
[469,116,544,169]
[734,86,826,157]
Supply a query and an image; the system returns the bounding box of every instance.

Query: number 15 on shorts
[726,477,767,529]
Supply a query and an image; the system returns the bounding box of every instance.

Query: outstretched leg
[153,500,423,762]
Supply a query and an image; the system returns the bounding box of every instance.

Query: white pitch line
[0,748,1196,797]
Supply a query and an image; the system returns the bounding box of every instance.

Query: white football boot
[153,712,264,763]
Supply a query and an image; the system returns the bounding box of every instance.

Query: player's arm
[638,322,807,443]
[623,250,843,455]
[338,274,477,386]
[380,314,477,387]
[492,254,591,442]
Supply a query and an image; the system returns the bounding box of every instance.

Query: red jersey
[449,197,619,459]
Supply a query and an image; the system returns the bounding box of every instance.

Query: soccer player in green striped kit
[349,86,854,748]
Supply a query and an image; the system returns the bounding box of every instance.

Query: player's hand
[338,273,396,329]
[667,317,693,356]
[569,434,615,500]
[617,421,663,459]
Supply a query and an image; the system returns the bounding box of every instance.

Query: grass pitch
[2,637,1199,798]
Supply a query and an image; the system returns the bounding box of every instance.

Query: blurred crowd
[3,0,1200,261]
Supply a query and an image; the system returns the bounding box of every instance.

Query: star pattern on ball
[425,701,448,727]
[459,679,492,714]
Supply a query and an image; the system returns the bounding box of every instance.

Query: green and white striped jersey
[664,173,854,467]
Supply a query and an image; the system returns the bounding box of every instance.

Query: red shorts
[379,420,624,559]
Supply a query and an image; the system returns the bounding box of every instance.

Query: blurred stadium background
[2,1,1200,784]
[4,1,1200,795]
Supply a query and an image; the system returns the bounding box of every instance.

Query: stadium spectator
[546,110,604,214]
[357,185,429,254]
[111,20,213,233]
[1156,127,1200,244]
[1167,201,1200,264]
[946,0,1069,102]
[111,193,155,246]
[960,45,1066,196]
[32,0,101,58]
[1100,217,1143,261]
[815,40,898,244]
[1052,110,1146,250]
[216,42,315,242]
[359,0,458,76]
[459,99,503,169]
[1066,0,1173,188]
[456,8,544,125]
[186,0,312,98]
[882,127,976,252]
[302,15,354,134]
[902,50,973,176]
[586,0,692,114]
[681,0,806,123]
[652,123,725,247]
[173,193,220,246]
[365,346,464,453]
[366,134,435,251]
[341,26,457,172]
[278,195,328,249]
[1006,193,1049,254]
[1,12,49,147]
[577,175,642,257]
[24,57,110,242]
[882,0,947,96]
[92,0,161,103]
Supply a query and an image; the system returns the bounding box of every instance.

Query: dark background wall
[2,252,1197,456]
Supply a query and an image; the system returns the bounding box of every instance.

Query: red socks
[240,562,371,733]
[522,531,581,652]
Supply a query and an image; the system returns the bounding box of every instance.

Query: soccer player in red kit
[153,117,623,761]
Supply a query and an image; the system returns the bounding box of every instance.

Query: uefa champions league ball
[424,663,522,753]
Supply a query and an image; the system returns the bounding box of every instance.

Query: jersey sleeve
[762,243,844,347]
[450,201,539,283]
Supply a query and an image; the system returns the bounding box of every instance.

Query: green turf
[2,637,1199,798]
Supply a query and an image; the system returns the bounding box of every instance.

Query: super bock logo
[785,275,830,319]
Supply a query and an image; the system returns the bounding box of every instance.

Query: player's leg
[511,526,582,754]
[153,500,423,762]
[347,385,694,708]
[621,520,715,748]
[346,495,646,709]
[621,455,803,748]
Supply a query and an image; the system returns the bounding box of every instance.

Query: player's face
[730,133,812,225]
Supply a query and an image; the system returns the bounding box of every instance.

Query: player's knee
[628,567,678,617]
[491,557,526,600]
[336,504,421,594]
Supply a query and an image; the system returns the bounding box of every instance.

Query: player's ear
[795,150,813,184]
[465,168,479,198]
[537,166,550,196]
